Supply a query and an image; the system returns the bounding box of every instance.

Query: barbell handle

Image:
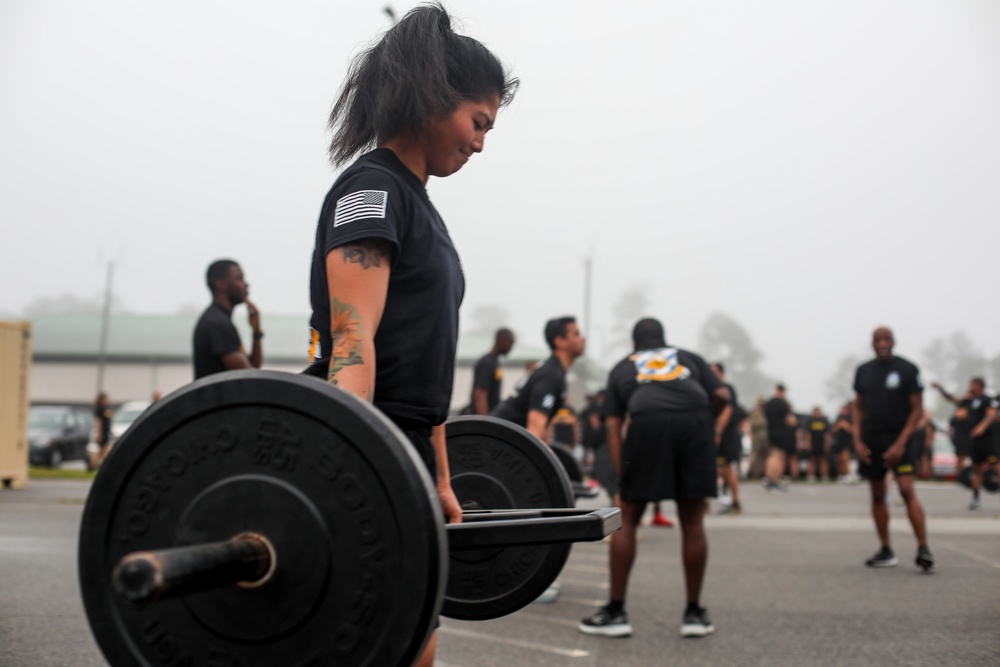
[112,533,274,604]
[447,507,622,551]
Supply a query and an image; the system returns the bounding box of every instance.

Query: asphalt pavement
[1,477,998,667]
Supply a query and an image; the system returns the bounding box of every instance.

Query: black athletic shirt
[833,414,853,449]
[307,148,465,427]
[602,347,722,418]
[853,355,923,437]
[491,356,566,427]
[764,397,791,433]
[192,302,243,380]
[470,353,503,413]
[718,382,740,441]
[967,394,999,438]
[807,415,830,449]
[94,404,112,445]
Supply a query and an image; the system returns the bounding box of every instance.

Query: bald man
[852,327,933,571]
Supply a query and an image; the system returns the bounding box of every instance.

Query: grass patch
[29,467,97,481]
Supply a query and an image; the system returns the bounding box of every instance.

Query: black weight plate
[79,370,445,667]
[443,416,573,621]
[984,468,999,493]
[958,466,973,489]
[550,443,583,482]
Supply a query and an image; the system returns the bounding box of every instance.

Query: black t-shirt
[602,346,722,418]
[853,355,923,437]
[471,353,503,413]
[967,394,999,439]
[94,404,112,445]
[307,149,465,428]
[832,414,853,449]
[764,397,791,433]
[807,415,829,449]
[491,356,566,427]
[717,382,740,441]
[192,302,243,380]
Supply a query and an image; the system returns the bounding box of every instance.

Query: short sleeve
[322,169,403,257]
[210,321,242,357]
[852,366,862,396]
[904,363,924,395]
[692,353,723,397]
[472,357,494,390]
[527,372,563,415]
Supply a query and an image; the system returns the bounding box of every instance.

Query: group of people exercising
[184,5,978,663]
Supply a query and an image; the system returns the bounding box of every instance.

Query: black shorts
[399,427,437,484]
[953,434,972,458]
[768,428,796,456]
[620,411,717,502]
[715,432,741,465]
[808,441,826,459]
[970,436,999,466]
[858,432,918,480]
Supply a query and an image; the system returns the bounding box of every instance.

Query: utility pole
[96,260,114,394]
[583,254,593,339]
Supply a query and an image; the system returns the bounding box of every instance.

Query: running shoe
[915,546,935,572]
[680,607,715,638]
[651,512,674,527]
[969,498,980,511]
[578,605,633,637]
[865,546,898,568]
[717,504,742,516]
[535,581,561,603]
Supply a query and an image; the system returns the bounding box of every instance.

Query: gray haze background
[2,0,999,413]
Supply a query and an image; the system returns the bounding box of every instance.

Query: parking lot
[1,478,998,666]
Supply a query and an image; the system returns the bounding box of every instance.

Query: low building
[28,313,554,413]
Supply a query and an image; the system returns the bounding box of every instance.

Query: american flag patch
[333,190,388,227]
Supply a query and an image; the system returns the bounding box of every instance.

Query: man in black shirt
[711,363,743,515]
[763,385,794,492]
[932,378,998,509]
[491,316,585,604]
[491,316,585,441]
[805,407,830,481]
[579,318,729,640]
[468,328,515,415]
[192,260,263,380]
[853,327,933,571]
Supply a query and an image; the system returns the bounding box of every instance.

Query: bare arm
[526,409,549,441]
[473,387,489,416]
[430,424,462,524]
[884,393,923,467]
[221,350,253,371]
[715,403,733,445]
[245,299,262,369]
[972,406,997,439]
[852,396,871,464]
[930,382,959,405]
[324,240,391,398]
[606,415,625,476]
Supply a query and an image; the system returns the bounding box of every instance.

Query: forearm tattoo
[327,298,365,384]
[340,239,389,270]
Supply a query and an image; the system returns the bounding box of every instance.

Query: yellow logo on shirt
[631,348,690,383]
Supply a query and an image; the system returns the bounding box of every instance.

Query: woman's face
[424,94,501,178]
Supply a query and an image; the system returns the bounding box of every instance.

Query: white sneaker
[535,581,561,603]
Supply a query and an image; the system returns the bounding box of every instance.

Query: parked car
[929,431,957,481]
[28,405,94,468]
[110,401,152,442]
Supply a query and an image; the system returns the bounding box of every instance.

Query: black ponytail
[328,3,518,166]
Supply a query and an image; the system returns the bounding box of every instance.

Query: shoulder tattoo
[340,239,390,270]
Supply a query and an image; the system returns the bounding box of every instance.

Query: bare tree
[697,311,775,404]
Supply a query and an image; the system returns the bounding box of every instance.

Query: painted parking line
[439,625,590,658]
[937,541,1000,569]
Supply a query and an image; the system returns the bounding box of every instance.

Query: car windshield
[29,410,65,429]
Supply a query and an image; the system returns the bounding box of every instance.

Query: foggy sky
[2,0,999,411]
